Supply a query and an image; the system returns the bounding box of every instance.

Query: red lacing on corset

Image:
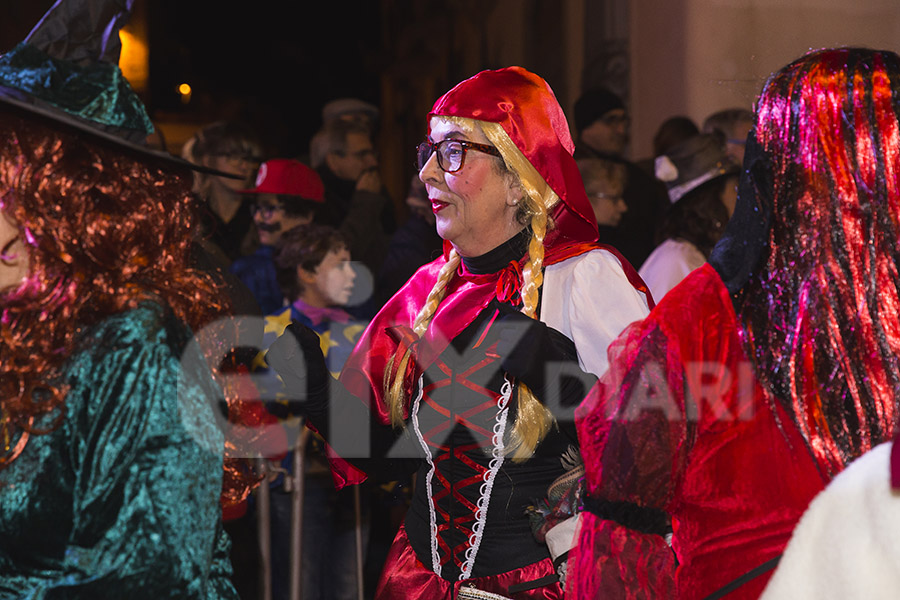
[416,347,506,570]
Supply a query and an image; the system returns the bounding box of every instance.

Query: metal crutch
[256,457,273,600]
[354,485,364,600]
[257,422,309,600]
[287,425,310,600]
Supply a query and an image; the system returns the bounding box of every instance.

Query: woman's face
[419,117,522,257]
[313,247,356,306]
[587,177,627,227]
[0,211,28,293]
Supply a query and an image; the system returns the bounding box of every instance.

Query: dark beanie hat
[574,87,626,133]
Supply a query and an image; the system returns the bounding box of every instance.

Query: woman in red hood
[268,66,651,599]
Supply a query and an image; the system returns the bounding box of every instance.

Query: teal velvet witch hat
[0,0,236,176]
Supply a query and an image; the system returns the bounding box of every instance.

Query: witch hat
[0,0,239,177]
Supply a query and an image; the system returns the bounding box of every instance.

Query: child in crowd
[256,224,366,600]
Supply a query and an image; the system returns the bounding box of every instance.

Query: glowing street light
[177,83,192,104]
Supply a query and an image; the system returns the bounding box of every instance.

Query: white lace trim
[459,375,513,580]
[409,374,442,577]
[410,374,514,581]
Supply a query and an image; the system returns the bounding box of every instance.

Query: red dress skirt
[375,525,563,600]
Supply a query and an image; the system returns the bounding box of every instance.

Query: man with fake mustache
[230,159,325,314]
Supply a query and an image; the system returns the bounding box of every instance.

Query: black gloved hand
[266,322,331,407]
[493,303,595,409]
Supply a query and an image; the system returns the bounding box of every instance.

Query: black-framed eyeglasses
[337,148,378,161]
[250,202,285,218]
[599,113,630,128]
[210,152,262,164]
[416,139,501,173]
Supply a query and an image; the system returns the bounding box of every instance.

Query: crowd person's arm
[338,168,389,263]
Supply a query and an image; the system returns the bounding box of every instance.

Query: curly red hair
[0,108,242,483]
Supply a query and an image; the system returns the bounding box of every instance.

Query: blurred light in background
[177,82,192,104]
[119,28,149,93]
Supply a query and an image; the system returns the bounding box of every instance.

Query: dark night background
[1,0,597,210]
[145,1,384,158]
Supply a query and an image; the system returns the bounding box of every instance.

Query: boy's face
[315,246,355,306]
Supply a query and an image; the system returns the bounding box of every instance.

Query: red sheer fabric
[571,264,827,599]
[375,525,563,600]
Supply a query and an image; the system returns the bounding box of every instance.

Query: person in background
[573,87,670,269]
[186,120,264,263]
[252,223,364,600]
[230,159,325,314]
[267,66,652,599]
[570,47,900,599]
[635,115,700,177]
[0,1,251,596]
[310,119,392,280]
[652,116,700,159]
[702,107,755,165]
[576,158,629,234]
[638,133,739,300]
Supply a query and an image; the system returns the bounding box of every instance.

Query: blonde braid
[480,121,559,461]
[412,250,461,336]
[506,197,557,460]
[520,199,548,318]
[384,249,461,426]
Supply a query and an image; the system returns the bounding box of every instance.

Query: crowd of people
[3,1,900,600]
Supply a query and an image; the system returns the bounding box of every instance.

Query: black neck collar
[461,227,531,275]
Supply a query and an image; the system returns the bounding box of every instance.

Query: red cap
[428,66,598,248]
[240,159,325,202]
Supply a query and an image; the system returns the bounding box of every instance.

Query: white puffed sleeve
[540,249,651,378]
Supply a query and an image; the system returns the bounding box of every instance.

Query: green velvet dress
[0,302,238,599]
